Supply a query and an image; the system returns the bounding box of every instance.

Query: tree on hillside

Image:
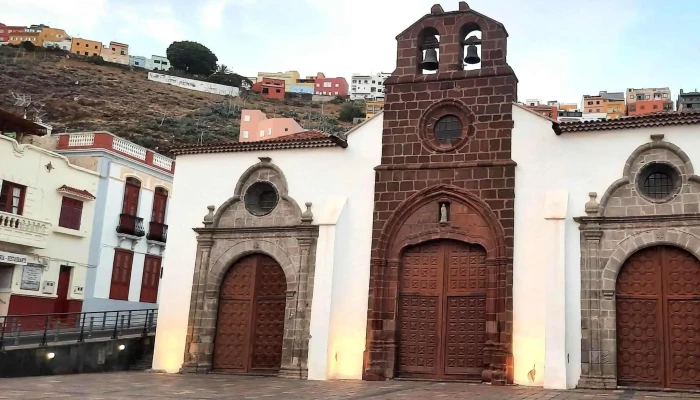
[21,41,36,52]
[338,102,365,122]
[207,72,253,89]
[166,41,218,76]
[216,64,230,75]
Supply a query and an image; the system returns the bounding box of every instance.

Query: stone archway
[576,135,700,389]
[364,184,511,384]
[181,157,319,378]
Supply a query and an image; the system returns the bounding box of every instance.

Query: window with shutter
[140,255,162,303]
[58,197,83,230]
[0,181,26,214]
[109,249,134,300]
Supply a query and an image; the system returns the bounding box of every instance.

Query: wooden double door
[397,240,487,380]
[616,245,700,389]
[213,254,286,373]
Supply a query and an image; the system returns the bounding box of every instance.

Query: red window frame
[122,177,141,216]
[0,181,26,215]
[140,255,162,303]
[109,249,134,301]
[58,197,83,230]
[151,187,168,224]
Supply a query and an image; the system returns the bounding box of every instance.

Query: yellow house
[8,31,43,46]
[558,103,578,112]
[70,38,102,57]
[366,100,384,118]
[256,71,300,92]
[40,27,70,43]
[606,100,626,119]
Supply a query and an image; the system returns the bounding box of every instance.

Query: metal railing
[116,214,145,237]
[146,221,168,243]
[0,308,157,350]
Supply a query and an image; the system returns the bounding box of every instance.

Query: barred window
[434,115,463,145]
[244,182,279,216]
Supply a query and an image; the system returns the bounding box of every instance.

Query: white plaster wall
[0,136,99,303]
[512,105,700,388]
[148,72,239,97]
[153,115,383,375]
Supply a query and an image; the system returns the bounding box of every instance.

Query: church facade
[152,1,700,392]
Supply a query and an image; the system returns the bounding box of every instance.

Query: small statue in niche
[440,203,448,223]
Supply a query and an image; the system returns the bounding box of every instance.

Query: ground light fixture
[47,352,55,360]
[118,344,126,351]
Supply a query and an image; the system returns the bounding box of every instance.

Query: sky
[2,0,700,104]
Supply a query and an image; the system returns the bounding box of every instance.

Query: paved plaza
[1,372,700,400]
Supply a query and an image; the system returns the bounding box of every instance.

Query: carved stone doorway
[397,239,487,380]
[616,245,700,389]
[212,253,286,374]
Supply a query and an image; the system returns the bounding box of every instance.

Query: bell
[464,44,481,65]
[420,48,439,71]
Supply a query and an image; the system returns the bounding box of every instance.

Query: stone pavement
[2,372,700,400]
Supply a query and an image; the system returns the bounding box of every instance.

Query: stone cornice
[193,225,319,236]
[575,213,700,227]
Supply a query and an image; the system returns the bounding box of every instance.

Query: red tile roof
[554,111,700,134]
[171,130,347,156]
[57,185,96,200]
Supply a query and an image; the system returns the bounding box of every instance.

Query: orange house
[627,100,673,116]
[70,38,102,57]
[239,109,304,142]
[251,78,286,100]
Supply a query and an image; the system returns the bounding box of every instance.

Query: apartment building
[53,132,173,312]
[145,55,170,71]
[239,109,305,142]
[101,41,129,65]
[70,38,102,57]
[314,75,349,97]
[256,71,299,91]
[0,122,99,317]
[350,72,391,100]
[677,89,700,112]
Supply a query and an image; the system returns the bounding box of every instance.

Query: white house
[152,115,382,379]
[52,132,173,313]
[0,134,99,318]
[350,72,391,100]
[146,55,171,71]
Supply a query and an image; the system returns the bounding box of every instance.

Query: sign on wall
[20,264,43,291]
[147,72,240,97]
[0,250,28,265]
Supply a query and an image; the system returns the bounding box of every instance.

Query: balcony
[116,214,145,238]
[0,211,50,249]
[146,221,168,243]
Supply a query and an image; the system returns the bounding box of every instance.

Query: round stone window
[637,163,681,201]
[244,182,279,216]
[434,115,463,146]
[418,100,475,153]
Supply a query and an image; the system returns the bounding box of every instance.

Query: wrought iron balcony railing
[116,214,145,237]
[146,221,168,243]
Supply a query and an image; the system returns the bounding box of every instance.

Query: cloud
[116,4,186,50]
[199,0,257,30]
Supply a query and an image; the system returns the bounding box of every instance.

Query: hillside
[0,48,351,155]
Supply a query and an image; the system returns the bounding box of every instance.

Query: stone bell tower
[363,2,517,384]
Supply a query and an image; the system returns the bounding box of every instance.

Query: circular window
[637,163,681,201]
[434,115,463,146]
[244,182,279,216]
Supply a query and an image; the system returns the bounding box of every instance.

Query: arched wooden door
[616,245,700,389]
[213,253,286,373]
[397,240,487,380]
